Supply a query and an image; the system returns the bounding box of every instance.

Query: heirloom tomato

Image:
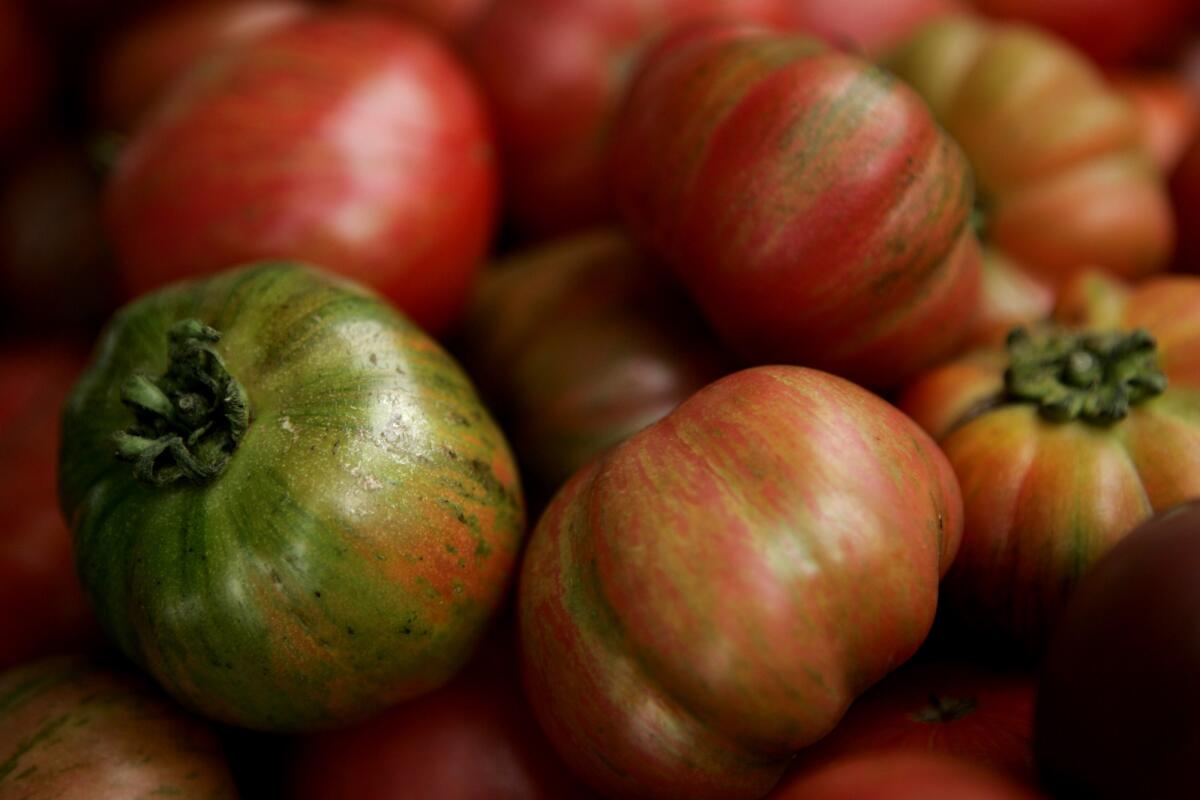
[0,344,100,670]
[0,655,237,798]
[888,16,1174,344]
[467,0,795,238]
[520,365,962,799]
[771,752,1045,800]
[105,10,496,335]
[1035,501,1200,799]
[94,0,312,131]
[784,660,1037,784]
[611,21,981,389]
[59,263,525,731]
[900,271,1200,647]
[785,0,963,55]
[455,230,730,499]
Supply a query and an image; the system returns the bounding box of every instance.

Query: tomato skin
[611,21,981,389]
[785,0,963,54]
[467,0,795,238]
[0,344,101,671]
[455,230,731,499]
[771,752,1046,800]
[784,660,1037,784]
[899,271,1200,647]
[94,0,312,132]
[888,16,1174,340]
[0,655,238,798]
[1035,501,1200,799]
[105,10,497,336]
[288,628,594,800]
[1110,71,1200,175]
[520,365,962,800]
[352,0,494,42]
[973,0,1196,66]
[59,263,525,731]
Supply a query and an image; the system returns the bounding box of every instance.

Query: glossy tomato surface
[1035,501,1200,799]
[0,343,100,671]
[455,230,731,500]
[900,271,1200,647]
[467,0,796,238]
[611,20,981,388]
[60,263,525,731]
[0,655,238,798]
[771,752,1045,800]
[520,365,963,799]
[95,0,312,131]
[106,10,497,335]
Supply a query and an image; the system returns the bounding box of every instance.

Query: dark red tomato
[1173,138,1200,273]
[467,0,795,238]
[0,0,47,146]
[95,0,312,132]
[1035,501,1200,799]
[0,344,101,670]
[784,0,963,55]
[785,660,1037,785]
[0,145,114,331]
[772,752,1046,800]
[353,0,493,42]
[288,628,593,800]
[973,0,1196,65]
[611,21,981,389]
[106,10,497,335]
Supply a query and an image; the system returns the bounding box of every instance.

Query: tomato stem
[113,319,250,486]
[1004,326,1167,424]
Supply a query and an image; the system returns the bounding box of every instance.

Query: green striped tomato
[59,263,525,731]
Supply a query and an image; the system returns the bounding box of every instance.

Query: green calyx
[114,319,250,487]
[1004,326,1168,425]
[911,694,978,724]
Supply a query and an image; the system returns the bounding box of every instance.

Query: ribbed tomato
[94,0,312,131]
[785,0,963,54]
[520,365,962,799]
[455,230,730,500]
[771,752,1046,800]
[467,0,796,238]
[105,10,497,336]
[900,270,1200,647]
[888,16,1174,344]
[0,655,238,798]
[611,20,981,388]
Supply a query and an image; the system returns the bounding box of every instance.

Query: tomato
[888,16,1175,344]
[94,0,312,132]
[467,0,795,238]
[771,752,1046,800]
[1110,71,1200,175]
[899,271,1200,647]
[973,0,1196,66]
[784,0,963,55]
[0,145,114,331]
[785,660,1037,784]
[352,0,493,42]
[455,230,731,500]
[611,21,981,389]
[1172,137,1200,273]
[105,10,497,336]
[288,626,594,800]
[0,655,237,798]
[59,263,525,731]
[520,365,962,799]
[0,0,47,147]
[1035,501,1200,799]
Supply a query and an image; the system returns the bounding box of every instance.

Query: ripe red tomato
[611,21,981,388]
[288,628,594,800]
[520,365,963,799]
[352,0,493,42]
[0,344,101,670]
[784,0,963,54]
[973,0,1196,65]
[900,271,1200,647]
[1035,501,1200,799]
[467,0,796,238]
[771,752,1046,800]
[105,10,497,335]
[94,0,312,132]
[785,660,1037,784]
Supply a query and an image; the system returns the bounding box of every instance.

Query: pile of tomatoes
[3,1,1199,798]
